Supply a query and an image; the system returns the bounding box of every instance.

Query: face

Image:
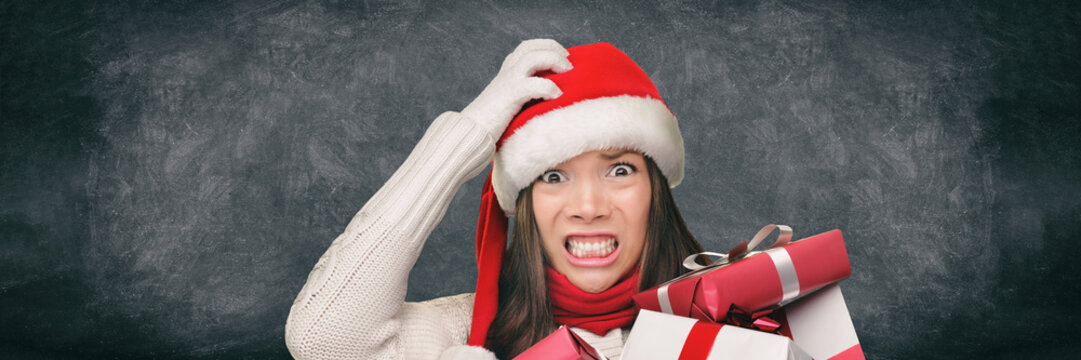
[532,148,652,293]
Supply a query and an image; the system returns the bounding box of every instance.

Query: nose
[566,175,611,222]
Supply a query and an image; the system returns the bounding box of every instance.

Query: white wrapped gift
[781,283,864,360]
[621,310,811,360]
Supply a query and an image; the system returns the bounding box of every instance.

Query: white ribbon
[766,248,800,302]
[658,224,801,313]
[681,251,728,270]
[657,283,674,314]
[681,224,793,270]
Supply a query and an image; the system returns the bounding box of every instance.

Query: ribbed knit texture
[284,111,632,359]
[573,327,631,360]
[547,267,639,336]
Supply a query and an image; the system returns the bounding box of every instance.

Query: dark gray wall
[2,0,1078,358]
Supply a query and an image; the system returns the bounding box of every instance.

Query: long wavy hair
[485,154,704,358]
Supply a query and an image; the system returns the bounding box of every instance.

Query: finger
[516,77,562,101]
[511,49,573,77]
[503,39,568,70]
[512,39,569,57]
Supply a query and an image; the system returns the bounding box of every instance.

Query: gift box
[634,225,852,323]
[621,310,811,360]
[776,284,864,360]
[514,325,607,360]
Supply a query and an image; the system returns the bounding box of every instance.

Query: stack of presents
[518,225,863,360]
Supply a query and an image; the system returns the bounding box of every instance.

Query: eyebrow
[600,150,637,160]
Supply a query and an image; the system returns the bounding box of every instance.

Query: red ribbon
[674,308,784,360]
[724,305,783,334]
[677,322,722,360]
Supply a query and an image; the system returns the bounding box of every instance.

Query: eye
[608,162,637,177]
[537,170,566,184]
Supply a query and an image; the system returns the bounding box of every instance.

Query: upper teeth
[567,237,617,257]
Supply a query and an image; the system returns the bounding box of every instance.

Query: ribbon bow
[678,225,794,335]
[682,224,794,271]
[725,304,783,334]
[650,224,803,320]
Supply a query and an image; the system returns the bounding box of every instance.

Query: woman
[285,39,703,360]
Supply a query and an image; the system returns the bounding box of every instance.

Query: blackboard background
[2,0,1079,359]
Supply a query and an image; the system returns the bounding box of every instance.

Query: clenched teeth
[566,238,617,258]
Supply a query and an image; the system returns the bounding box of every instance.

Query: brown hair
[485,155,704,358]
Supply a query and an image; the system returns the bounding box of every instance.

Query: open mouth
[563,234,621,267]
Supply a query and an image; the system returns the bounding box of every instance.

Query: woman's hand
[462,39,572,140]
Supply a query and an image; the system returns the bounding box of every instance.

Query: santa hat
[467,42,685,347]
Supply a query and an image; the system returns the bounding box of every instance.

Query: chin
[565,267,625,293]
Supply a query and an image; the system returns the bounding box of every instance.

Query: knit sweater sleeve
[285,111,495,360]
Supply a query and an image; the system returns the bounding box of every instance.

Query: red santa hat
[468,42,685,347]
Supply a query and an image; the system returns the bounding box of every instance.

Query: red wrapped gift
[634,225,852,323]
[776,284,865,360]
[621,310,811,360]
[514,325,607,360]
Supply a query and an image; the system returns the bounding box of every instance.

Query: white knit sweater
[285,112,630,360]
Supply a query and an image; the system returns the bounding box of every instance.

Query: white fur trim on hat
[492,95,684,215]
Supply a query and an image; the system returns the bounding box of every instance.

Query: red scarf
[546,266,641,336]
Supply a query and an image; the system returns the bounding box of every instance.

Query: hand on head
[461,39,572,140]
